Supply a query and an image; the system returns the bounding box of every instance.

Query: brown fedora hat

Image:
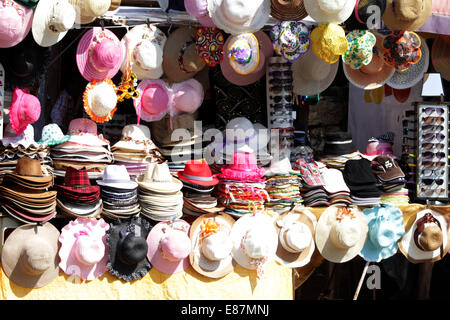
[10,156,53,185]
[271,0,308,21]
[382,0,432,31]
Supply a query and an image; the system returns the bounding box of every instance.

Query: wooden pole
[353,261,370,300]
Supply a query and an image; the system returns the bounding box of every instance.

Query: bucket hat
[382,0,432,32]
[83,79,118,123]
[0,0,33,48]
[171,78,204,117]
[310,23,348,64]
[76,27,124,81]
[189,213,235,278]
[137,162,183,193]
[1,222,60,288]
[270,0,308,21]
[208,0,270,35]
[304,0,357,23]
[58,218,110,281]
[218,152,266,182]
[315,206,368,263]
[147,219,191,274]
[431,35,450,82]
[134,79,171,123]
[184,0,216,27]
[31,0,76,47]
[106,216,152,281]
[177,158,219,187]
[195,27,224,67]
[9,87,41,135]
[382,30,422,72]
[342,30,376,70]
[68,0,111,24]
[97,165,138,190]
[360,204,405,262]
[270,21,310,62]
[38,123,71,146]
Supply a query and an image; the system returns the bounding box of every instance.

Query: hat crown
[69,118,98,135]
[0,6,22,40]
[90,81,117,116]
[184,0,208,16]
[47,0,76,33]
[118,233,148,265]
[160,229,191,262]
[84,0,110,16]
[368,215,396,248]
[64,167,91,186]
[173,80,203,113]
[92,38,121,71]
[229,152,258,172]
[418,224,443,251]
[303,55,330,81]
[330,217,361,249]
[317,0,346,13]
[229,37,253,65]
[282,222,311,252]
[22,238,53,275]
[269,157,293,175]
[13,88,41,124]
[222,0,257,23]
[243,228,271,259]
[360,54,384,75]
[75,233,105,265]
[141,83,170,115]
[42,123,65,140]
[135,41,162,70]
[14,156,44,176]
[149,163,173,183]
[394,0,422,21]
[183,159,213,178]
[122,124,151,141]
[201,230,232,261]
[102,165,132,183]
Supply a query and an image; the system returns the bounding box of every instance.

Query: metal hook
[146,18,150,28]
[100,19,105,31]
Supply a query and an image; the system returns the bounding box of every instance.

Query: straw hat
[304,0,357,23]
[274,207,317,268]
[382,30,422,72]
[208,0,271,35]
[315,205,368,263]
[226,33,260,75]
[112,124,154,152]
[189,213,235,278]
[310,23,348,64]
[32,0,76,47]
[69,0,111,25]
[292,49,339,96]
[0,0,34,48]
[1,223,60,288]
[9,87,41,135]
[162,27,206,83]
[137,162,183,193]
[270,0,308,21]
[398,209,450,264]
[82,79,118,123]
[382,0,432,32]
[431,35,450,82]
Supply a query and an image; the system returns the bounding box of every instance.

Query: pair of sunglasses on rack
[422,161,447,168]
[421,188,446,196]
[422,151,446,160]
[270,95,293,103]
[269,78,293,86]
[422,132,446,142]
[269,70,293,78]
[422,168,445,177]
[422,143,445,150]
[421,178,445,185]
[270,103,293,111]
[422,116,445,124]
[268,62,292,68]
[423,107,446,116]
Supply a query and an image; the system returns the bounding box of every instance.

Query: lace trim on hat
[240,229,266,279]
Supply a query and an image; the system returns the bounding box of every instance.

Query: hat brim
[96,180,138,190]
[136,175,183,193]
[304,0,356,23]
[0,3,33,48]
[431,35,450,82]
[382,0,432,32]
[177,172,219,187]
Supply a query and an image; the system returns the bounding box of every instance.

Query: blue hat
[360,204,405,262]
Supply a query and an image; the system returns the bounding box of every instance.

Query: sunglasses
[269,78,293,85]
[423,107,445,116]
[422,132,446,142]
[268,62,292,68]
[274,127,295,135]
[422,178,445,185]
[270,110,292,117]
[422,169,445,177]
[270,95,292,103]
[422,151,446,160]
[422,116,445,124]
[269,70,293,78]
[403,137,417,143]
[422,125,445,132]
[270,85,294,93]
[421,188,446,196]
[422,143,445,150]
[403,128,416,134]
[422,161,447,168]
[270,103,293,110]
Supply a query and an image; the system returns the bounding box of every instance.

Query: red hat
[9,87,41,135]
[57,167,100,196]
[177,159,219,187]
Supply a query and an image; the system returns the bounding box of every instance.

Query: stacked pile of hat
[343,159,381,206]
[319,132,362,171]
[319,163,352,206]
[295,158,329,207]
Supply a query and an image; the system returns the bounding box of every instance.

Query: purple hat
[184,0,216,27]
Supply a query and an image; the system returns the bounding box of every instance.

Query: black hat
[323,132,357,156]
[106,216,152,282]
[343,159,379,187]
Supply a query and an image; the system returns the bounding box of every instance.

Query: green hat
[14,0,40,8]
[38,123,70,146]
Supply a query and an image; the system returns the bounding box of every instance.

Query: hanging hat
[58,218,110,281]
[137,162,183,193]
[38,123,71,146]
[226,33,260,76]
[120,24,167,80]
[112,124,155,152]
[270,21,311,62]
[171,78,204,117]
[68,0,111,25]
[342,30,376,69]
[162,27,206,83]
[189,213,235,278]
[387,35,429,89]
[208,0,270,35]
[184,0,216,27]
[97,165,138,190]
[106,216,152,281]
[83,79,118,123]
[230,213,278,277]
[108,0,120,11]
[1,223,60,288]
[221,30,273,86]
[382,0,432,32]
[31,0,76,47]
[382,30,422,72]
[431,35,450,82]
[344,32,395,90]
[76,27,124,81]
[177,159,219,187]
[270,0,308,21]
[147,219,191,274]
[274,208,317,268]
[9,87,41,135]
[304,0,357,23]
[398,209,450,263]
[0,0,33,48]
[292,49,339,96]
[360,204,405,262]
[310,23,348,64]
[195,27,224,67]
[134,79,171,123]
[315,206,368,263]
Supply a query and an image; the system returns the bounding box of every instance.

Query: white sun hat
[208,0,271,35]
[83,79,118,123]
[96,165,138,190]
[304,0,357,23]
[32,0,76,47]
[136,162,183,194]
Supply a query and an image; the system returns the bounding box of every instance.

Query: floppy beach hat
[270,21,311,62]
[147,219,191,274]
[387,35,429,89]
[177,158,219,187]
[184,0,216,27]
[208,0,270,35]
[398,209,450,263]
[304,0,357,23]
[292,49,339,96]
[120,24,167,80]
[431,35,450,82]
[310,23,348,64]
[134,79,171,123]
[383,30,422,72]
[97,165,138,190]
[32,0,76,47]
[1,223,60,288]
[360,204,405,262]
[38,123,71,146]
[189,213,235,278]
[219,152,266,182]
[382,0,432,32]
[83,79,118,123]
[76,27,124,81]
[0,0,33,48]
[220,30,273,86]
[137,162,183,193]
[274,207,317,268]
[270,0,308,21]
[315,205,368,263]
[66,117,110,147]
[58,218,110,281]
[112,124,155,152]
[226,33,260,76]
[230,213,278,277]
[9,87,41,135]
[171,78,204,117]
[344,32,395,90]
[342,30,376,70]
[195,27,224,67]
[106,216,152,281]
[69,0,111,25]
[162,27,206,83]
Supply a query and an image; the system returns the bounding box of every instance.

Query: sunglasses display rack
[266,56,295,161]
[416,104,449,201]
[400,110,418,203]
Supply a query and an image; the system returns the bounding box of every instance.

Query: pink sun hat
[9,87,41,135]
[170,78,204,117]
[218,152,266,182]
[58,218,110,281]
[76,27,124,81]
[147,219,191,274]
[134,79,171,123]
[0,0,33,48]
[184,0,216,27]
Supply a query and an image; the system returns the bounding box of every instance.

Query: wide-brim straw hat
[431,35,450,82]
[304,0,357,23]
[271,0,308,21]
[0,0,34,48]
[382,0,432,32]
[69,0,111,25]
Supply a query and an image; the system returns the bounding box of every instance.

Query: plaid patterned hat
[56,168,100,197]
